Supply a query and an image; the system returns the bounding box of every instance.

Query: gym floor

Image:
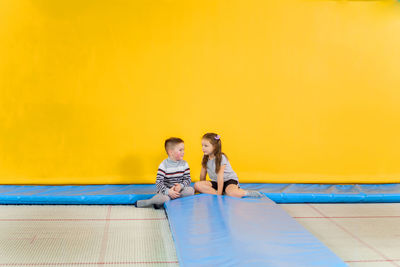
[0,203,399,266]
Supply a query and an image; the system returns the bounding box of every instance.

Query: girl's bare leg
[225,184,246,198]
[194,181,217,195]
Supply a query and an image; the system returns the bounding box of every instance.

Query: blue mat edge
[0,183,400,204]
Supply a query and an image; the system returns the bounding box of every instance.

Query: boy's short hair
[165,137,184,153]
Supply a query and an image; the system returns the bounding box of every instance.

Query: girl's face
[201,139,214,156]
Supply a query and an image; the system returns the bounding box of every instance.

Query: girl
[194,133,263,198]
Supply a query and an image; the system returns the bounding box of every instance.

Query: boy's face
[168,142,185,161]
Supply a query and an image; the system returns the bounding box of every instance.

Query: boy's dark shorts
[211,179,239,193]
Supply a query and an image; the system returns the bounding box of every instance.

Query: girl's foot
[245,190,264,198]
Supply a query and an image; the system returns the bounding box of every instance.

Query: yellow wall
[1,0,400,184]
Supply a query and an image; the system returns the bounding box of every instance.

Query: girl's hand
[217,185,223,195]
[217,165,226,196]
[168,190,181,199]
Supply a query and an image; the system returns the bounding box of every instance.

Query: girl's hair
[202,133,226,173]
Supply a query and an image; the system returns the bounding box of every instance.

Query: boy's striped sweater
[156,157,191,195]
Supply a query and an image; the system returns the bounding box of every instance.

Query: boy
[135,137,194,208]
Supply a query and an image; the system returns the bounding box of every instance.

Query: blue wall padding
[0,185,155,204]
[239,183,400,203]
[0,183,400,204]
[164,194,346,267]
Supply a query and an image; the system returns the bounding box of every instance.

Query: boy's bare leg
[136,194,170,208]
[194,181,217,195]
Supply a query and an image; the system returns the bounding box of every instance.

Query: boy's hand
[173,183,182,192]
[168,190,181,199]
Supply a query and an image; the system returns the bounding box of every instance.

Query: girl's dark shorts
[211,179,239,193]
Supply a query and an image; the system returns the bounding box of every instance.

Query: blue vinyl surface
[0,183,399,204]
[0,184,155,204]
[240,183,400,203]
[164,194,346,267]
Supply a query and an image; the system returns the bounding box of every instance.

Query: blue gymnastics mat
[165,194,346,267]
[240,183,400,203]
[0,183,400,204]
[0,184,155,204]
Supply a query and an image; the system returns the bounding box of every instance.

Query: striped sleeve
[181,162,191,187]
[155,163,168,195]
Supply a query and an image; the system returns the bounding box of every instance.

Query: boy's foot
[133,201,138,208]
[135,200,148,208]
[153,204,164,209]
[245,190,264,198]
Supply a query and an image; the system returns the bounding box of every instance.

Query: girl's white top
[206,154,239,182]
